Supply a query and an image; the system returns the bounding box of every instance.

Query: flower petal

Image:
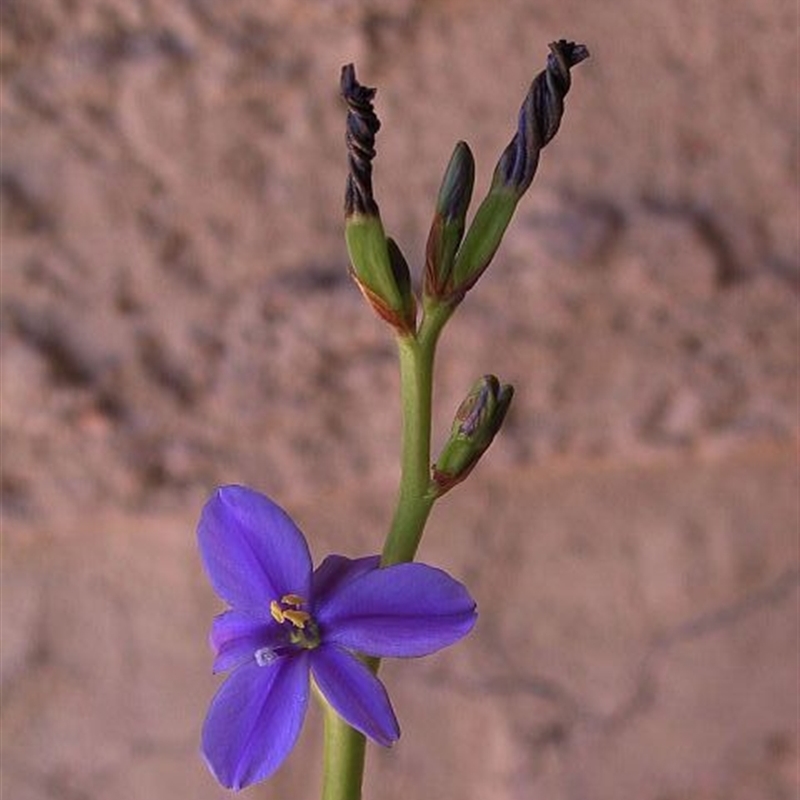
[209,610,283,674]
[317,562,477,657]
[310,644,399,746]
[312,554,380,608]
[198,485,312,616]
[201,655,310,790]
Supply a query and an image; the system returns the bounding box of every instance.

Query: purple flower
[198,485,477,790]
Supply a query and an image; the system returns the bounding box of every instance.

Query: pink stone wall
[2,2,797,798]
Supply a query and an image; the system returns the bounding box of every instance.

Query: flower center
[255,593,320,666]
[270,593,311,629]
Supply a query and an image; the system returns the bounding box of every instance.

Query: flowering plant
[197,40,588,799]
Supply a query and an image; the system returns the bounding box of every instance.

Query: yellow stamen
[281,593,305,607]
[283,609,311,629]
[270,599,285,624]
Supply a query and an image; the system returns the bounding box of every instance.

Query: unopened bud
[431,375,514,496]
[424,141,475,299]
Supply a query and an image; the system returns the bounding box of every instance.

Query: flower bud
[424,141,475,299]
[431,375,514,496]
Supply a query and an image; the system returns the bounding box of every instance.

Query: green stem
[380,340,433,564]
[382,300,453,565]
[319,298,455,800]
[321,702,367,800]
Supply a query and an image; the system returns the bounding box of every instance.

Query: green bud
[431,375,514,496]
[424,142,475,299]
[345,214,416,334]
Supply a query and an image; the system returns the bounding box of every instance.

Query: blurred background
[1,1,797,798]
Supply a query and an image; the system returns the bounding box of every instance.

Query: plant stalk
[319,299,454,800]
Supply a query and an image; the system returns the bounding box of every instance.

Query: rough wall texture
[1,1,797,799]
